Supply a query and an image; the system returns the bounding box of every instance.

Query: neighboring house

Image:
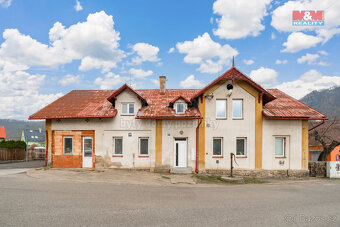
[29,67,326,176]
[309,121,340,161]
[0,126,6,140]
[21,129,45,147]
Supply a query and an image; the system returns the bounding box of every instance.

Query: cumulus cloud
[58,74,81,86]
[176,33,238,74]
[213,0,271,39]
[249,67,278,88]
[94,72,128,89]
[0,0,11,8]
[297,53,319,64]
[272,0,340,51]
[275,59,288,64]
[0,70,62,119]
[131,43,160,65]
[179,75,204,89]
[128,68,153,79]
[243,59,254,65]
[168,47,175,53]
[276,70,340,99]
[281,32,322,53]
[74,0,83,11]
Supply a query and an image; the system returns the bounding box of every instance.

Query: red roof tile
[107,84,146,103]
[135,89,201,119]
[29,90,117,119]
[0,127,6,138]
[263,89,326,119]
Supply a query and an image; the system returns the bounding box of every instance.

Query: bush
[0,140,26,149]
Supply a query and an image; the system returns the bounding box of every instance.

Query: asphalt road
[0,168,339,226]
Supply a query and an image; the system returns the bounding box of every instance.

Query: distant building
[0,126,6,140]
[21,129,45,147]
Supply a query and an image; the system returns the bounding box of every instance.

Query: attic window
[176,103,185,114]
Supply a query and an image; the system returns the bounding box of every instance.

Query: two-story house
[29,67,326,176]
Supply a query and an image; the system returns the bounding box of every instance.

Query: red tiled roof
[0,127,6,138]
[107,84,146,103]
[135,89,201,119]
[263,89,327,119]
[29,90,117,119]
[192,67,276,104]
[169,95,191,104]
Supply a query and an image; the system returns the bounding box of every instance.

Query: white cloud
[297,53,319,64]
[213,0,271,39]
[271,32,276,40]
[318,50,328,56]
[94,72,128,89]
[128,68,153,79]
[74,0,83,11]
[281,32,322,53]
[0,0,11,8]
[275,59,288,64]
[276,70,340,99]
[243,59,254,65]
[150,79,159,87]
[176,33,238,74]
[58,74,81,86]
[179,75,204,89]
[249,67,278,87]
[272,0,340,50]
[131,43,160,64]
[0,70,62,119]
[168,47,175,53]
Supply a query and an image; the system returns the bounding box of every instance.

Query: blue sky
[1,0,340,119]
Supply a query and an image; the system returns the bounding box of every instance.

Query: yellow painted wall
[301,120,308,170]
[156,119,162,166]
[238,81,263,169]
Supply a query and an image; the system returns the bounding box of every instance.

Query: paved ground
[0,163,339,226]
[0,160,44,176]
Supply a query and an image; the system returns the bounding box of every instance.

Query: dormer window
[175,103,185,114]
[122,103,134,115]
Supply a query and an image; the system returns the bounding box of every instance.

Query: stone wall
[309,161,327,177]
[204,169,309,178]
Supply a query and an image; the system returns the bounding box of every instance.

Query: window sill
[120,114,134,116]
[236,156,247,158]
[212,156,223,158]
[275,156,286,159]
[216,118,227,120]
[138,155,149,158]
[112,155,123,157]
[232,118,244,120]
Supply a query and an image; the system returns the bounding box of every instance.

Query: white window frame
[121,103,135,115]
[216,99,227,119]
[139,137,149,156]
[232,99,243,119]
[275,137,285,158]
[212,137,223,157]
[113,137,123,156]
[63,136,73,155]
[236,137,247,157]
[175,103,185,114]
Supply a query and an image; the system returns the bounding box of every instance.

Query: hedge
[0,140,26,149]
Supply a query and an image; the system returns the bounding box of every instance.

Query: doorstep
[170,167,193,174]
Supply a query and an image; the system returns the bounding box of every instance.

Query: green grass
[243,177,266,184]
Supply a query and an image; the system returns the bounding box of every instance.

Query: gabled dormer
[169,95,191,115]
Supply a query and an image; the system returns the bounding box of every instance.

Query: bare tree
[311,119,340,161]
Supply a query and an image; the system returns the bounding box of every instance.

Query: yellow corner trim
[156,119,162,166]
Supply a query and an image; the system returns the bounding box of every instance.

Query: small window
[122,103,134,115]
[213,138,223,157]
[275,137,285,157]
[113,138,123,155]
[236,138,246,157]
[63,137,73,155]
[35,136,38,139]
[176,103,185,114]
[139,138,149,156]
[31,136,34,138]
[232,99,243,119]
[216,100,226,119]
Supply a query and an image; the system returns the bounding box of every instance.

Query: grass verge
[194,174,266,184]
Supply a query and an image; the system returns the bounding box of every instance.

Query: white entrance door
[83,137,93,168]
[174,139,187,167]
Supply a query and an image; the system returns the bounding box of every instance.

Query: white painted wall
[204,82,256,170]
[262,119,302,170]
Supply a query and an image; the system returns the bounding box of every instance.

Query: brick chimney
[159,76,166,95]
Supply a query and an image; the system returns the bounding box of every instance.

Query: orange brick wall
[52,130,95,168]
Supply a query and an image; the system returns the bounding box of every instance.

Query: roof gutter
[308,119,327,132]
